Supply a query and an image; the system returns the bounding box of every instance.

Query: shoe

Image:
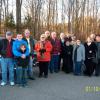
[38,75,42,78]
[10,82,15,86]
[44,75,48,78]
[95,74,99,76]
[1,82,6,86]
[29,77,35,80]
[54,70,58,73]
[50,70,53,73]
[22,84,28,88]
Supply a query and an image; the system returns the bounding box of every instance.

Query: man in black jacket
[95,35,100,76]
[0,31,15,86]
[23,29,36,80]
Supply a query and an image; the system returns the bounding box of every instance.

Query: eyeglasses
[41,37,45,38]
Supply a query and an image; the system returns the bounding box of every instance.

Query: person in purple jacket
[49,32,61,73]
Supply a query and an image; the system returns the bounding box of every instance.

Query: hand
[21,54,26,59]
[39,49,46,53]
[58,52,60,55]
[42,49,46,53]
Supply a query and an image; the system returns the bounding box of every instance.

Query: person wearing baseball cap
[0,31,15,86]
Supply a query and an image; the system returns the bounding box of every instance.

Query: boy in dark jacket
[16,44,29,87]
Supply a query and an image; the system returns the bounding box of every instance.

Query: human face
[17,34,23,40]
[96,36,100,42]
[90,34,96,41]
[87,37,92,43]
[72,36,76,41]
[25,32,30,38]
[20,45,26,51]
[45,31,50,38]
[6,35,12,41]
[51,32,56,39]
[60,33,65,39]
[40,35,46,42]
[65,41,70,46]
[76,40,81,45]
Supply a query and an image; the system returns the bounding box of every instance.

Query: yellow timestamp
[85,86,100,92]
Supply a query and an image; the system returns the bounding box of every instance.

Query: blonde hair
[40,34,46,38]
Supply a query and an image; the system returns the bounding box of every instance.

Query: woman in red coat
[35,34,52,78]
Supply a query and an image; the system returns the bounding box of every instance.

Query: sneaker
[44,75,48,78]
[29,77,35,80]
[10,82,15,86]
[1,82,6,86]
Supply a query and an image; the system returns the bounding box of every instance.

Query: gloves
[39,49,46,53]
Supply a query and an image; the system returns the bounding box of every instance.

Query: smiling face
[87,37,92,43]
[65,41,70,46]
[40,34,46,42]
[96,35,100,42]
[76,40,81,45]
[51,32,57,39]
[60,33,65,40]
[90,34,96,41]
[24,29,30,38]
[17,34,23,40]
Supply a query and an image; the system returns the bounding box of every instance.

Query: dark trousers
[84,59,96,76]
[95,59,100,76]
[63,57,73,73]
[39,61,49,76]
[58,54,64,71]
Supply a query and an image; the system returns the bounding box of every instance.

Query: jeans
[49,55,59,72]
[16,67,27,85]
[27,57,34,78]
[74,61,82,75]
[1,58,14,83]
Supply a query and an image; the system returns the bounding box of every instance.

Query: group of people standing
[0,29,100,87]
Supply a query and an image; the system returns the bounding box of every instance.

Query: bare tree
[16,0,22,33]
[0,0,2,34]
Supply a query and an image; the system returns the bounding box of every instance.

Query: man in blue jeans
[49,32,61,73]
[23,29,36,80]
[0,31,15,86]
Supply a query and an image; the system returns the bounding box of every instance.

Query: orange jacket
[35,41,52,62]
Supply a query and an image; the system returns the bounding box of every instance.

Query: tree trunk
[16,0,22,33]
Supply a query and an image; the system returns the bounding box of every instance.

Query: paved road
[0,68,100,100]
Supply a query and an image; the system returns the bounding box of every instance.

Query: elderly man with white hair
[23,29,35,80]
[49,32,61,73]
[45,31,51,41]
[0,31,15,86]
[58,33,65,71]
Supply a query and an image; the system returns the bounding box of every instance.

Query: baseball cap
[6,31,13,36]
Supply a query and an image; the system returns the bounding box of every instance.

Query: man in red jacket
[49,32,61,73]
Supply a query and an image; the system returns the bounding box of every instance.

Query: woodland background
[0,0,100,40]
